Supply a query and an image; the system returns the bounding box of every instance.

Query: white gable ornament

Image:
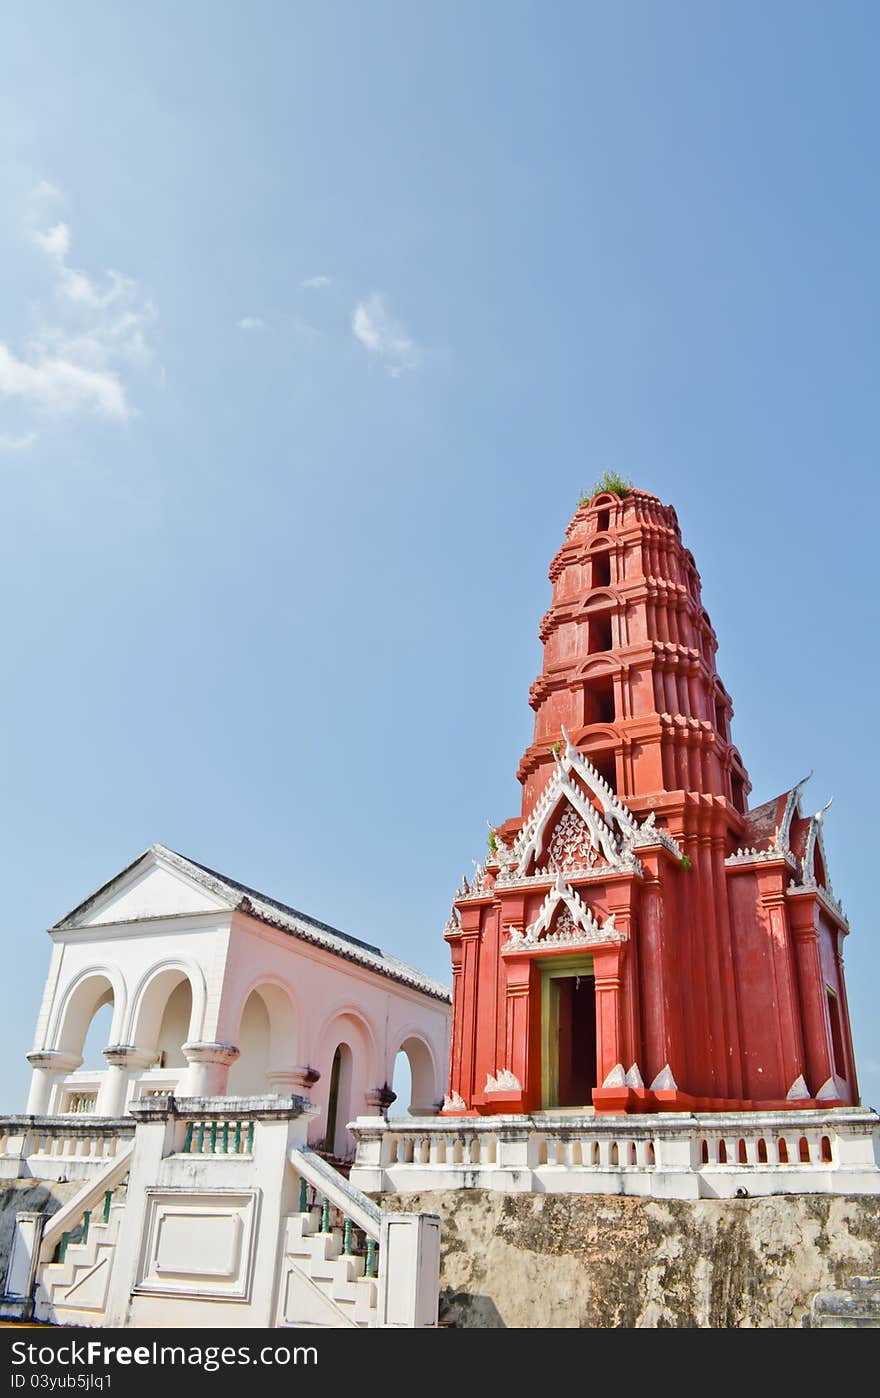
[503,874,625,952]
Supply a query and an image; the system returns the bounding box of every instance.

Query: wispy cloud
[0,430,38,454]
[301,275,332,290]
[237,316,265,331]
[0,185,159,446]
[352,293,420,377]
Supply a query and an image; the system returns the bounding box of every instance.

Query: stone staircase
[280,1208,378,1327]
[35,1192,126,1324]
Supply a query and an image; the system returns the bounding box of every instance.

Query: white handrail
[289,1146,381,1239]
[39,1144,134,1259]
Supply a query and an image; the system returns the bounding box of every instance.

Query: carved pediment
[502,874,626,952]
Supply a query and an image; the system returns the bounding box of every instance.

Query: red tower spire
[444,487,858,1117]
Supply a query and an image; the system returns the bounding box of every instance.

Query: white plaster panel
[135,1190,257,1299]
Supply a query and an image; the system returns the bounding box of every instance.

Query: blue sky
[1,2,878,1111]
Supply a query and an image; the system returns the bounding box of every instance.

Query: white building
[25,843,451,1158]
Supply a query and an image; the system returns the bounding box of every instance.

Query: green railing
[295,1175,379,1278]
[181,1119,255,1155]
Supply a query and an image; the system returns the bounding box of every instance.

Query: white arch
[125,958,207,1049]
[226,975,300,1069]
[315,1001,380,1084]
[47,964,127,1054]
[389,1026,442,1112]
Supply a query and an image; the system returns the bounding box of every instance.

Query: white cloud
[0,195,158,439]
[352,293,420,377]
[33,221,70,261]
[0,430,38,453]
[301,275,332,289]
[237,316,265,331]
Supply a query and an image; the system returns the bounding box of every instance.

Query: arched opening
[79,998,114,1070]
[596,507,610,532]
[757,1138,768,1164]
[56,974,118,1059]
[821,1136,833,1164]
[154,981,192,1069]
[130,967,199,1062]
[777,1138,789,1164]
[718,1140,728,1164]
[391,1036,437,1117]
[737,1139,748,1165]
[799,1136,811,1163]
[226,992,272,1096]
[389,1051,412,1121]
[323,1043,354,1158]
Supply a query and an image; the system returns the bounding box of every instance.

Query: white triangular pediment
[61,849,235,928]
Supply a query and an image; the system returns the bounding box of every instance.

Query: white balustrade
[349,1106,880,1200]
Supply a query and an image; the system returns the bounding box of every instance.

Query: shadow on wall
[440,1290,507,1329]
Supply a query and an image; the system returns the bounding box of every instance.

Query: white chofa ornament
[485,1068,522,1093]
[443,1089,467,1113]
[650,1065,678,1092]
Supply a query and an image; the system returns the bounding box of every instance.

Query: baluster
[183,1122,194,1153]
[210,1122,218,1154]
[197,1122,206,1153]
[103,1190,113,1224]
[59,1232,70,1264]
[222,1121,229,1155]
[246,1122,254,1153]
[234,1121,242,1154]
[81,1211,90,1245]
[365,1238,377,1278]
[321,1199,331,1233]
[299,1178,309,1213]
[343,1220,353,1255]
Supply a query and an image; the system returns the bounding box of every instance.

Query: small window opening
[799,1136,810,1163]
[584,674,615,726]
[714,699,728,741]
[757,1138,768,1163]
[592,750,617,794]
[588,612,613,654]
[821,1136,833,1164]
[718,1140,727,1164]
[731,772,746,814]
[777,1139,788,1164]
[827,989,847,1080]
[596,508,610,532]
[592,551,611,588]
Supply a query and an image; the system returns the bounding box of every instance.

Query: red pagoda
[444,486,858,1116]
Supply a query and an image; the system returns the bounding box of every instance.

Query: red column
[592,943,627,1084]
[502,956,539,1111]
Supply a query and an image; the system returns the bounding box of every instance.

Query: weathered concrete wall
[0,1180,81,1282]
[381,1191,880,1328]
